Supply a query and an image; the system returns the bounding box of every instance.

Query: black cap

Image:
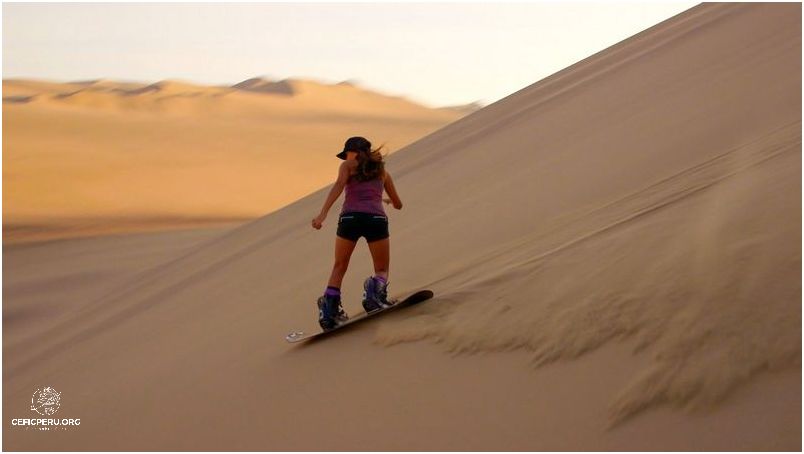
[337,136,372,160]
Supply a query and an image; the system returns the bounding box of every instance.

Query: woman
[311,136,404,330]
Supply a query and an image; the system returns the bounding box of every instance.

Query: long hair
[353,143,386,182]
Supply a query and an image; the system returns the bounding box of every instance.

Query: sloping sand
[3,76,468,243]
[3,3,801,450]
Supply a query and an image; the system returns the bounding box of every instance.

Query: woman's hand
[312,214,326,230]
[383,172,403,210]
[383,198,403,210]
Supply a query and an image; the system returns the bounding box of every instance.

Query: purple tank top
[341,176,385,216]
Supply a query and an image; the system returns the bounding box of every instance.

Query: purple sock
[325,286,340,297]
[374,275,387,284]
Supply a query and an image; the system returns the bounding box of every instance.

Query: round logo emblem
[30,387,61,416]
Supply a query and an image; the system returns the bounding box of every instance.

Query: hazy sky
[2,1,698,107]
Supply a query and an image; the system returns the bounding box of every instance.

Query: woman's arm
[312,162,350,229]
[383,171,403,210]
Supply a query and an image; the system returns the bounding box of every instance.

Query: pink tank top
[341,176,385,216]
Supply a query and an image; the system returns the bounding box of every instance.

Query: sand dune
[4,227,228,348]
[3,76,472,243]
[231,77,295,95]
[3,2,800,450]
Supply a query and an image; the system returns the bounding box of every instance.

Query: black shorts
[336,212,389,243]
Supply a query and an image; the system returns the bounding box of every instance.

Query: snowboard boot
[362,275,393,313]
[317,294,348,330]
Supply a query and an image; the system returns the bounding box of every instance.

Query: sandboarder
[311,136,404,330]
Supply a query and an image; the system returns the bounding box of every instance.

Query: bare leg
[367,237,390,281]
[328,236,358,288]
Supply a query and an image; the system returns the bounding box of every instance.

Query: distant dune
[3,3,800,451]
[2,76,477,243]
[230,77,295,95]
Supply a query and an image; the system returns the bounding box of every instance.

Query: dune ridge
[367,2,801,423]
[375,120,801,424]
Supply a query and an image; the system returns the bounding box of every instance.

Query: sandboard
[285,289,434,343]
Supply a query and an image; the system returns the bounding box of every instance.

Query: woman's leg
[328,236,358,287]
[367,237,390,281]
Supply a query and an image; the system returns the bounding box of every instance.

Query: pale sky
[2,1,698,107]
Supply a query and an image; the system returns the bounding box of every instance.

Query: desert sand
[3,2,801,450]
[3,76,470,243]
